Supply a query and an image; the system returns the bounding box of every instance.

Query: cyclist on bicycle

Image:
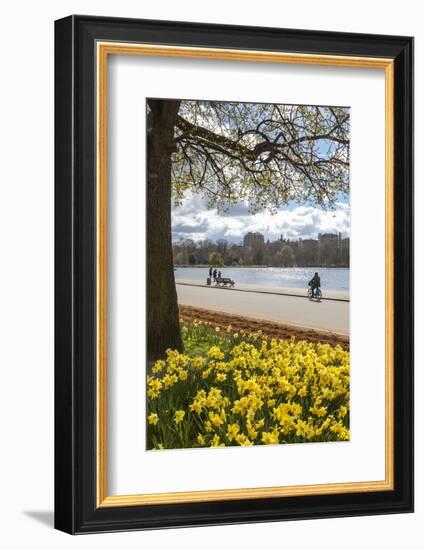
[308,272,321,298]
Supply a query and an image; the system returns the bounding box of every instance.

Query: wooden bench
[215,277,235,287]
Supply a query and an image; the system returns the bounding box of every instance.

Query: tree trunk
[147,99,183,361]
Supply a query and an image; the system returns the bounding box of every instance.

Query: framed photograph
[54,15,413,534]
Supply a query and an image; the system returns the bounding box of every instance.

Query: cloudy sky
[172,192,350,244]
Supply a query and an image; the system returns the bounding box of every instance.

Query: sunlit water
[175,266,349,292]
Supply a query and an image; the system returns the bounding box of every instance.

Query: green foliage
[276,244,295,267]
[208,251,224,266]
[171,101,350,213]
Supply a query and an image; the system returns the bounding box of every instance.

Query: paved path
[176,278,349,302]
[176,282,349,335]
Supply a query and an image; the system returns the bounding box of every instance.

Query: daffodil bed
[147,320,350,450]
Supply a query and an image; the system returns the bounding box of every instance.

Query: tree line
[173,236,350,268]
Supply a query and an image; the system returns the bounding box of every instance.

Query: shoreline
[174,264,350,269]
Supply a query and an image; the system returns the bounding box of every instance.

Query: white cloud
[172,193,350,243]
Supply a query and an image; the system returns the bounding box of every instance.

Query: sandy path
[179,305,349,349]
[176,282,349,335]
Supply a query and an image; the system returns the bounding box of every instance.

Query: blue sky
[172,192,350,243]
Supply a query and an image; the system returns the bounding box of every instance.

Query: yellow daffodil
[261,430,280,445]
[146,325,350,450]
[174,410,185,424]
[310,405,328,418]
[235,433,253,446]
[226,423,240,441]
[209,411,225,427]
[148,413,159,426]
[211,434,225,447]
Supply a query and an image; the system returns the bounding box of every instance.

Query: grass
[181,320,241,357]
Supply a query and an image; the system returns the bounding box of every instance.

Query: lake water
[175,266,350,292]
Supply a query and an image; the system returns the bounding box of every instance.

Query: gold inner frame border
[96,42,394,508]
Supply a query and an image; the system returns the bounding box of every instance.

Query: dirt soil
[179,304,349,350]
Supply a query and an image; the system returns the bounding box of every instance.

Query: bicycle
[307,286,322,302]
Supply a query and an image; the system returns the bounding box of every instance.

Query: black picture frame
[55,15,414,534]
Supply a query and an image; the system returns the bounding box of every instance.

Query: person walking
[308,272,321,298]
[213,268,217,282]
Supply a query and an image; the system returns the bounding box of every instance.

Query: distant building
[341,237,350,251]
[317,232,346,264]
[318,232,342,246]
[243,232,265,248]
[300,238,318,248]
[297,238,319,266]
